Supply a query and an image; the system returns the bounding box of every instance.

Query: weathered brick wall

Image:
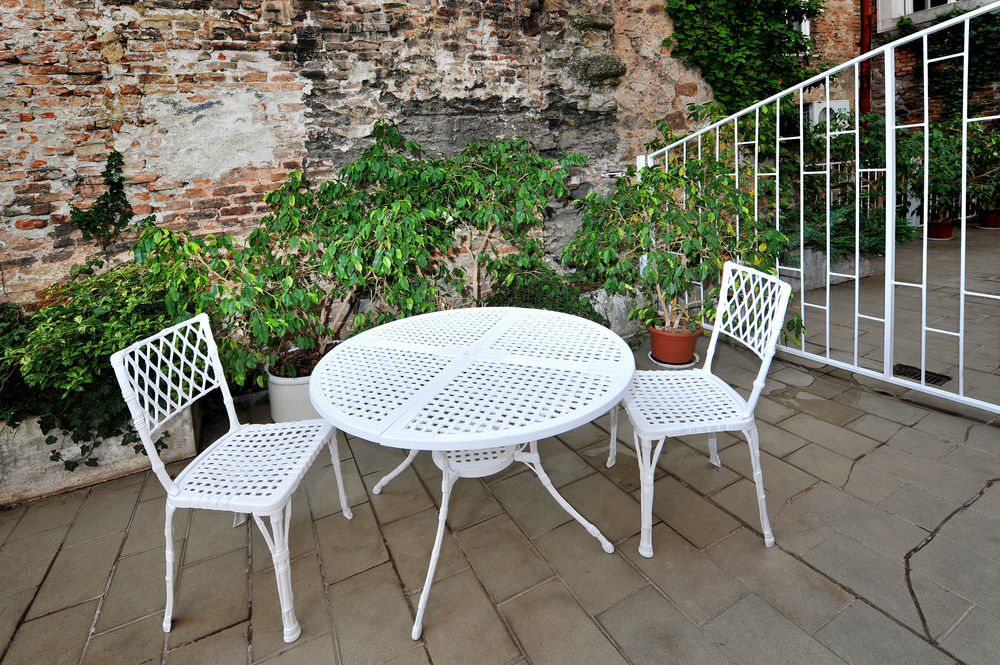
[1,0,861,304]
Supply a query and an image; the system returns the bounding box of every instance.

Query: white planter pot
[267,372,321,422]
[0,409,196,507]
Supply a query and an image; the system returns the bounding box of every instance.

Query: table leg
[372,449,419,495]
[411,451,457,640]
[516,441,614,554]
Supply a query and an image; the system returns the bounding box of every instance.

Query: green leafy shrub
[482,257,609,327]
[1,263,173,470]
[136,120,587,387]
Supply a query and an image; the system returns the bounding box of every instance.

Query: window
[909,0,955,11]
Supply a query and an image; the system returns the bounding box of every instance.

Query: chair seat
[624,369,753,439]
[172,419,333,514]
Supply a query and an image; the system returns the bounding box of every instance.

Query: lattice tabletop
[309,308,636,451]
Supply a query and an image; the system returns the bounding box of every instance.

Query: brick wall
[2,0,864,304]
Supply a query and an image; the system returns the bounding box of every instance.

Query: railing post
[882,45,897,382]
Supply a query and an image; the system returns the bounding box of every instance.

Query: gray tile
[98,542,180,631]
[489,469,572,539]
[327,563,416,665]
[785,443,853,487]
[555,471,641,545]
[843,459,904,504]
[703,594,845,665]
[415,569,519,665]
[0,599,97,665]
[350,437,410,476]
[779,413,880,459]
[910,535,1000,617]
[166,622,248,665]
[535,437,595,488]
[879,484,960,530]
[754,396,798,425]
[8,489,86,541]
[774,390,864,425]
[887,427,957,459]
[966,423,1000,454]
[363,467,434,525]
[414,468,503,531]
[649,476,740,549]
[0,527,64,597]
[970,483,1000,518]
[790,483,928,560]
[252,554,328,661]
[63,482,140,547]
[185,509,249,565]
[847,413,902,442]
[168,549,249,647]
[382,507,468,593]
[82,613,165,665]
[577,440,664,494]
[302,456,366,519]
[500,579,628,665]
[382,646,432,665]
[939,444,1000,482]
[535,521,646,614]
[862,446,983,502]
[455,514,553,603]
[914,411,976,444]
[710,479,781,543]
[0,507,25,546]
[122,497,175,557]
[599,585,735,665]
[0,589,34,656]
[28,530,122,619]
[556,422,608,450]
[815,601,954,665]
[757,421,810,458]
[622,524,746,624]
[315,501,388,586]
[654,439,741,495]
[717,446,818,504]
[834,389,929,425]
[939,606,1000,665]
[255,632,336,664]
[804,533,969,638]
[707,528,853,632]
[770,500,835,557]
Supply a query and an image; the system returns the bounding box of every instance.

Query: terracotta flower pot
[980,208,1000,229]
[927,219,953,240]
[648,325,703,365]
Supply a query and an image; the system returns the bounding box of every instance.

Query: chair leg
[233,513,247,527]
[708,433,721,467]
[518,441,613,554]
[328,429,354,519]
[163,503,176,633]
[743,423,774,547]
[412,453,457,640]
[372,449,419,496]
[635,434,665,558]
[606,403,620,468]
[252,505,301,643]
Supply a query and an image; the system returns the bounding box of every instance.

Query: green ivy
[70,151,154,249]
[1,262,173,470]
[664,0,825,113]
[482,257,609,327]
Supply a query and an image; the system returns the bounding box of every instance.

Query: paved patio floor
[1,335,999,665]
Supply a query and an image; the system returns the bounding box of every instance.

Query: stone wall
[1,0,858,304]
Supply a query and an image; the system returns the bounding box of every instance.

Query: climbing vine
[664,0,825,113]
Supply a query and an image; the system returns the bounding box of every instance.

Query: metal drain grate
[893,363,952,386]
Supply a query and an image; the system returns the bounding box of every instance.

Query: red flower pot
[648,325,703,365]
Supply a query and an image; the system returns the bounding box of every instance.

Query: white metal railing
[637,2,1000,414]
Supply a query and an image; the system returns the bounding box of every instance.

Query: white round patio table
[309,307,635,639]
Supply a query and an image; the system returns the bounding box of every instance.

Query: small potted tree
[564,157,789,365]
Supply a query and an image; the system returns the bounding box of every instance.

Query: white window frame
[877,0,988,32]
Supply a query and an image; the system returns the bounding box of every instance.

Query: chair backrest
[703,262,792,411]
[110,313,238,494]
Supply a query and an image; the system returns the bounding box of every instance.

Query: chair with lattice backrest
[606,261,792,557]
[110,313,353,643]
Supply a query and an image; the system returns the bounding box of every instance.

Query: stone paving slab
[0,347,997,665]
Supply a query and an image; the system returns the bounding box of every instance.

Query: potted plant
[564,157,789,365]
[969,124,1000,229]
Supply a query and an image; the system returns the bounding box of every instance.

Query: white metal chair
[607,261,792,557]
[110,313,353,644]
